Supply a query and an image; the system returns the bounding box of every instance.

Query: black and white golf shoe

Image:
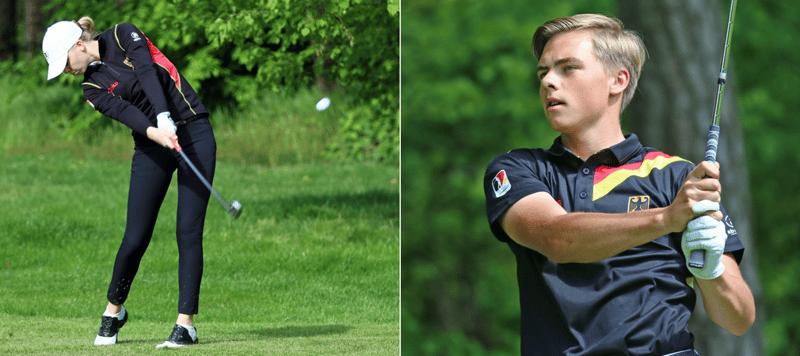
[94,306,128,345]
[156,324,198,348]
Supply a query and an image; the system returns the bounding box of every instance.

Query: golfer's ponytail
[75,17,100,41]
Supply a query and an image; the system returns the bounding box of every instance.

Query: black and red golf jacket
[82,23,207,136]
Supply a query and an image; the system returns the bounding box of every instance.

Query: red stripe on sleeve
[144,35,181,91]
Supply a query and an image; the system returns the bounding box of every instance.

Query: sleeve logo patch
[131,32,141,42]
[492,170,511,198]
[724,215,738,235]
[627,195,651,212]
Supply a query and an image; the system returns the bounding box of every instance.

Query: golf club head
[229,200,242,219]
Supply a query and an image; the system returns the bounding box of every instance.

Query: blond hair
[532,14,646,112]
[75,16,100,41]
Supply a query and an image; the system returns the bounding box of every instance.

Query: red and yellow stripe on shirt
[592,152,688,201]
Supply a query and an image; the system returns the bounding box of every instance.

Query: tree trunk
[0,0,16,60]
[23,0,42,56]
[617,0,764,355]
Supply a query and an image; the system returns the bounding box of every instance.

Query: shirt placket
[573,164,595,212]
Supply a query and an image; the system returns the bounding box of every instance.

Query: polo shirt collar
[547,134,645,166]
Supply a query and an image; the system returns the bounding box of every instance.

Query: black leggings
[106,117,216,315]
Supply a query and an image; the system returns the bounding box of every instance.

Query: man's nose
[540,71,557,90]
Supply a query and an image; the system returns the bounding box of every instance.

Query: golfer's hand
[682,216,727,279]
[156,111,177,132]
[665,161,722,232]
[146,126,178,150]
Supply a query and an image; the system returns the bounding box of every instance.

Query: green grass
[0,153,399,355]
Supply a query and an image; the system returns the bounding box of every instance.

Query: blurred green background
[401,0,800,355]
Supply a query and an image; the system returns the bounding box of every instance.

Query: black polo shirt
[483,134,744,356]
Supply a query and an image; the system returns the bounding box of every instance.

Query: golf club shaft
[180,149,230,208]
[688,0,737,269]
[171,139,231,211]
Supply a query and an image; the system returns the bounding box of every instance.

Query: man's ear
[610,69,630,96]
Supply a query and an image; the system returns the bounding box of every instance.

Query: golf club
[171,138,242,219]
[688,0,737,269]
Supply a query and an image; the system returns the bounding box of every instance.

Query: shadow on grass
[247,324,353,338]
[198,324,353,344]
[116,338,162,345]
[245,190,398,220]
[114,325,352,345]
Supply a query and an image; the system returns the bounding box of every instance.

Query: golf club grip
[704,125,720,163]
[689,125,721,269]
[688,249,706,269]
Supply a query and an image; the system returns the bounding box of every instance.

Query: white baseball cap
[42,21,83,80]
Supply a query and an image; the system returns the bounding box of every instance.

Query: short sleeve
[484,150,551,242]
[719,204,745,263]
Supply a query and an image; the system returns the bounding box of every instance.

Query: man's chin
[546,116,576,133]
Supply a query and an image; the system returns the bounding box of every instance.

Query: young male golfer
[483,14,755,356]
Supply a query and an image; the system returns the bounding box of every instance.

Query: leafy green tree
[36,0,398,162]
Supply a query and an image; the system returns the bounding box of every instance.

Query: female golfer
[42,17,214,348]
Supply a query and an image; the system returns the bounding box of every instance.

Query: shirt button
[582,168,590,175]
[579,192,587,199]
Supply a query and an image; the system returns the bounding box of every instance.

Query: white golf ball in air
[316,97,331,111]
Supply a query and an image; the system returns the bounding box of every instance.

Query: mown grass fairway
[0,153,399,355]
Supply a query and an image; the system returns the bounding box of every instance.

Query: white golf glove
[157,111,177,132]
[681,214,727,280]
[691,200,719,215]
